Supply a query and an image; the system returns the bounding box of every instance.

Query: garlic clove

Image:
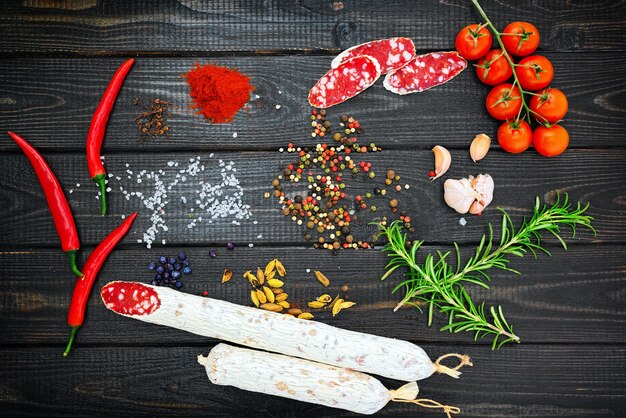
[443,178,477,214]
[470,134,491,162]
[431,145,451,181]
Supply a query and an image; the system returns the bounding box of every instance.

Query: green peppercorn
[365,192,372,199]
[369,172,375,179]
[333,132,342,141]
[370,206,377,212]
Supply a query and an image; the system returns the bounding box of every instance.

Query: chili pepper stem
[63,326,79,357]
[93,174,107,216]
[66,250,83,277]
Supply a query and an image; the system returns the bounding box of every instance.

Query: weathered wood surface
[1,345,624,417]
[1,54,626,150]
[1,0,625,54]
[0,149,618,246]
[1,245,625,346]
[1,0,626,417]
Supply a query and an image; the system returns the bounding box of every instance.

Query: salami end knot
[433,353,473,379]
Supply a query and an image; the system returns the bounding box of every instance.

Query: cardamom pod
[314,271,330,287]
[260,303,283,312]
[267,278,284,288]
[332,298,345,316]
[308,301,326,309]
[277,300,290,309]
[287,308,302,316]
[250,290,260,307]
[340,301,356,309]
[316,294,332,303]
[298,312,314,320]
[255,289,267,304]
[266,269,276,280]
[256,267,265,285]
[262,286,275,303]
[275,292,288,302]
[264,259,276,277]
[244,270,259,287]
[271,287,284,294]
[221,269,233,284]
[274,259,287,277]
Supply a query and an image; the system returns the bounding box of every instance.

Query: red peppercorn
[429,170,435,177]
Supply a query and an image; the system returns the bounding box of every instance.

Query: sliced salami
[101,281,160,316]
[383,51,467,95]
[308,55,381,108]
[331,37,416,74]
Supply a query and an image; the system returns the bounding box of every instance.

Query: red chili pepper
[7,131,83,277]
[87,58,135,216]
[63,212,138,356]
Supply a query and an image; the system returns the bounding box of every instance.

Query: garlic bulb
[443,174,494,215]
[431,146,451,181]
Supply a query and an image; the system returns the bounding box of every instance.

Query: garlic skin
[470,134,491,162]
[431,145,451,181]
[468,174,494,214]
[443,174,494,215]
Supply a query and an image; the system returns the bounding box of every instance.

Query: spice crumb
[459,217,467,226]
[275,105,282,110]
[232,132,238,138]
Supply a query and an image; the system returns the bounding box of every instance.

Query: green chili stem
[93,174,107,216]
[66,250,83,277]
[63,326,79,357]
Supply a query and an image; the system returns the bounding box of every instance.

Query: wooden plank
[1,0,625,54]
[0,344,624,417]
[0,148,617,248]
[1,245,624,346]
[1,53,625,150]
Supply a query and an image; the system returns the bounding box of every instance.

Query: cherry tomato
[486,83,522,120]
[515,55,554,91]
[497,120,533,154]
[501,22,540,57]
[533,124,569,157]
[529,88,568,123]
[455,24,492,60]
[476,49,513,86]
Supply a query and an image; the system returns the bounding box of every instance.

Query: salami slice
[101,281,160,316]
[383,51,467,95]
[331,37,416,74]
[308,55,381,108]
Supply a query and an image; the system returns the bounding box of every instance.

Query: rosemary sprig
[376,194,595,349]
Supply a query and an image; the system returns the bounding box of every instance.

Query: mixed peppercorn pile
[269,110,413,251]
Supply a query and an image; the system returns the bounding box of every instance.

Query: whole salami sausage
[331,37,416,74]
[308,55,381,108]
[383,51,467,95]
[101,281,471,382]
[198,344,460,416]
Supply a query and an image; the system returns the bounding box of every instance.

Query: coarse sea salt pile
[110,156,251,249]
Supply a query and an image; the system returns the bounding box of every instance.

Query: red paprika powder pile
[183,63,254,124]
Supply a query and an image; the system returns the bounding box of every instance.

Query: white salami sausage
[383,51,467,95]
[308,55,381,108]
[331,37,416,74]
[199,344,415,415]
[101,281,471,382]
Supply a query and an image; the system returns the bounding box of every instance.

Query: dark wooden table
[1,1,625,417]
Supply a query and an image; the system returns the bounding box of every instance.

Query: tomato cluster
[455,22,569,157]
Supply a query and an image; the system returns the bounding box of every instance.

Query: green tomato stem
[471,0,532,122]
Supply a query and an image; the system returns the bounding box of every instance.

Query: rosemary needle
[376,194,595,349]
